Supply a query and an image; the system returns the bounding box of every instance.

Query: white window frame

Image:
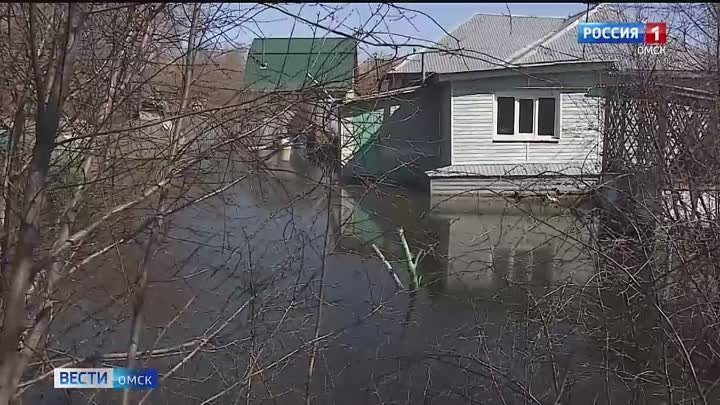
[493,92,562,142]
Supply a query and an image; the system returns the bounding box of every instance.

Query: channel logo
[578,22,667,45]
[54,368,159,390]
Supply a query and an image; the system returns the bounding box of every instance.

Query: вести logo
[54,368,159,390]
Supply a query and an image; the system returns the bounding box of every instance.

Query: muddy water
[34,150,646,404]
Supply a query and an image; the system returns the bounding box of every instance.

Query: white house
[339,4,646,196]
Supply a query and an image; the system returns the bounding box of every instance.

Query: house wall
[437,83,452,167]
[450,71,604,168]
[429,176,596,197]
[340,86,447,185]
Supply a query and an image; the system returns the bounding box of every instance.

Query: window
[496,97,514,135]
[494,94,560,141]
[537,98,556,136]
[518,99,534,133]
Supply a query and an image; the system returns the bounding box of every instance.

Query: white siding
[451,93,526,164]
[451,86,602,169]
[527,94,601,168]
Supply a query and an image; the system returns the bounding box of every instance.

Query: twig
[371,243,405,290]
[137,297,254,405]
[304,176,333,405]
[398,227,421,289]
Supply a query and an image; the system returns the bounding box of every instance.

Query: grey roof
[514,5,699,71]
[394,3,701,75]
[393,13,573,74]
[512,6,624,65]
[425,163,601,178]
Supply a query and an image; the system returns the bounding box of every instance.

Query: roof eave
[339,85,424,106]
[434,60,616,83]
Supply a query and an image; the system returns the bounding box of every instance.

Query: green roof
[244,38,356,91]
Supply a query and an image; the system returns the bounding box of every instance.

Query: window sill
[493,136,560,143]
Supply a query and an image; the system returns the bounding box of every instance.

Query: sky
[224,3,590,60]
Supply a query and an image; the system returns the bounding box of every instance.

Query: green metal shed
[244,37,357,92]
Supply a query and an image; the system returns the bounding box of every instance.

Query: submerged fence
[594,76,720,396]
[602,78,718,231]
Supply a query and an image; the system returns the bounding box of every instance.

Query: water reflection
[337,186,594,301]
[38,150,627,405]
[329,185,604,404]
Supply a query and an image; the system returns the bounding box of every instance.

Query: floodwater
[34,148,657,404]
